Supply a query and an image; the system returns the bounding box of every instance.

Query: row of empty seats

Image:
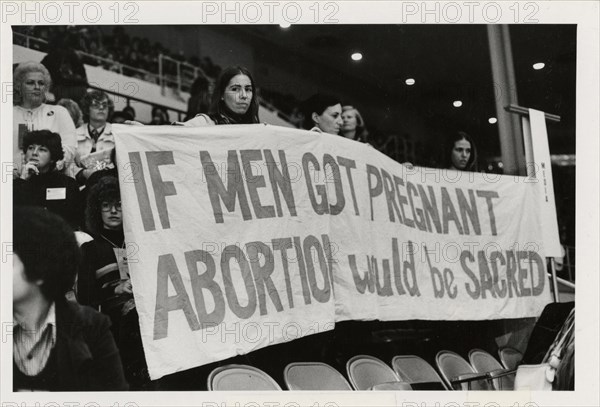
[206,347,523,391]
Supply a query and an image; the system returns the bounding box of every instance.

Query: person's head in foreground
[341,105,368,142]
[210,65,259,124]
[302,94,343,135]
[20,130,64,178]
[13,207,80,308]
[13,61,52,108]
[13,207,127,391]
[447,131,478,172]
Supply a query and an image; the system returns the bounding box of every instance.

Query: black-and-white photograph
[1,1,598,406]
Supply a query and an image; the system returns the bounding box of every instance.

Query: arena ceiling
[231,24,576,158]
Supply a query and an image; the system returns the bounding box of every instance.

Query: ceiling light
[351,52,363,61]
[488,117,497,124]
[279,22,291,28]
[405,78,415,85]
[533,62,545,70]
[453,100,462,107]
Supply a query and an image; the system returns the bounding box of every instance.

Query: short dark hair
[85,176,121,235]
[111,110,133,123]
[22,130,64,168]
[301,94,342,130]
[13,207,80,301]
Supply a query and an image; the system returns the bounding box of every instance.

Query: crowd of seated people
[14,26,222,85]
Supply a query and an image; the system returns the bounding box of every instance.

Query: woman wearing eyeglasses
[74,90,116,184]
[78,176,152,390]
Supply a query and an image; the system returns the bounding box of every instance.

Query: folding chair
[207,364,282,390]
[435,350,492,390]
[498,347,523,370]
[469,349,515,390]
[391,355,449,390]
[371,382,413,390]
[346,355,403,390]
[284,362,352,390]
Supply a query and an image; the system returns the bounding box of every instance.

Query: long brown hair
[446,131,478,171]
[209,66,259,124]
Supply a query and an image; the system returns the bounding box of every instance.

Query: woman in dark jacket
[13,130,82,229]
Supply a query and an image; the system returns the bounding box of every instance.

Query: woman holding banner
[446,131,478,172]
[301,93,344,135]
[183,66,260,126]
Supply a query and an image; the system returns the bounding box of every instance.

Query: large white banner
[113,123,552,379]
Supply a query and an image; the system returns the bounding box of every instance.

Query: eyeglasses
[100,201,122,212]
[91,100,109,109]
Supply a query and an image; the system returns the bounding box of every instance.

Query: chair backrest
[207,364,282,390]
[391,355,449,390]
[435,350,487,390]
[371,381,413,391]
[284,362,352,390]
[498,347,523,370]
[346,355,400,390]
[469,349,504,373]
[469,348,514,390]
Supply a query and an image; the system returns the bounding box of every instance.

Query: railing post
[177,61,182,94]
[565,246,573,282]
[159,54,164,94]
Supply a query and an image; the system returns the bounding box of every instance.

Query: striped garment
[13,302,56,376]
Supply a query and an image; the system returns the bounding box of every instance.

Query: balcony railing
[13,31,292,123]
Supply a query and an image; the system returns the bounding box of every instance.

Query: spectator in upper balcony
[13,62,77,178]
[74,90,115,184]
[183,66,259,126]
[301,93,343,135]
[40,28,88,103]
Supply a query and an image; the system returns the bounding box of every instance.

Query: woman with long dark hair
[446,131,478,172]
[184,66,259,126]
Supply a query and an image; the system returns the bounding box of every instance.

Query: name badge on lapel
[46,187,66,200]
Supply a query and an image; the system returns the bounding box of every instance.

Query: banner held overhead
[113,123,552,379]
